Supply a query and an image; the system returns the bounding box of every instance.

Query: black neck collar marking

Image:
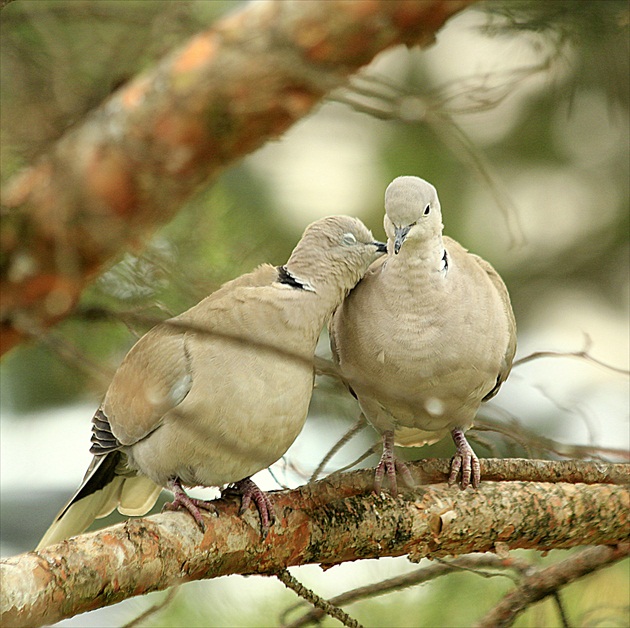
[441,249,449,273]
[277,266,315,291]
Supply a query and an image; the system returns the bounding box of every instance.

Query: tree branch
[276,568,362,628]
[1,459,628,627]
[0,0,474,355]
[475,544,630,628]
[282,553,530,627]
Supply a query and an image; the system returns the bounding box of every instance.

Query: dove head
[286,215,386,294]
[383,176,443,254]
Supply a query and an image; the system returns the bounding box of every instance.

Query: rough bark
[0,0,474,355]
[1,459,628,627]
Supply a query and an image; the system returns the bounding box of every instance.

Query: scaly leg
[449,429,480,489]
[232,477,276,539]
[163,477,217,531]
[374,430,414,496]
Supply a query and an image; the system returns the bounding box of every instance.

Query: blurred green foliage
[1,0,628,626]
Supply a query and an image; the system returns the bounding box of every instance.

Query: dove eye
[341,232,358,245]
[423,204,431,216]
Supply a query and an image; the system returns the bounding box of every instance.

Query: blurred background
[1,1,628,626]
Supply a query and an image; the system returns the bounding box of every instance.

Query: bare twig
[432,556,521,584]
[427,109,526,247]
[476,544,630,628]
[579,604,630,627]
[515,349,629,375]
[122,587,179,628]
[276,569,362,628]
[513,334,629,376]
[74,306,325,370]
[309,417,368,483]
[552,592,571,628]
[329,56,566,249]
[283,554,532,628]
[267,464,293,491]
[335,56,553,119]
[16,318,114,388]
[323,444,380,476]
[473,417,630,462]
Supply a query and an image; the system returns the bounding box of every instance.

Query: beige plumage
[37,216,385,548]
[330,176,516,494]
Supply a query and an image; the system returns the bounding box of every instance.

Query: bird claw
[230,477,276,539]
[448,429,480,489]
[374,430,414,497]
[164,479,217,532]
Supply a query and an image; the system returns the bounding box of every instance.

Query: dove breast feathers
[332,236,515,446]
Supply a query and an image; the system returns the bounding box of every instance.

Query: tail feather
[36,452,162,550]
[118,476,163,516]
[393,426,446,448]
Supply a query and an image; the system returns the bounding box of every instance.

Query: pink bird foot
[449,428,480,489]
[226,477,276,538]
[164,477,217,531]
[374,430,415,496]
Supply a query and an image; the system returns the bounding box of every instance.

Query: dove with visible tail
[37,215,386,548]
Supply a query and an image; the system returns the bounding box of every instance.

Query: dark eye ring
[423,204,431,215]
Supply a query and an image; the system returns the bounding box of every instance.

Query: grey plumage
[330,176,517,494]
[38,215,385,548]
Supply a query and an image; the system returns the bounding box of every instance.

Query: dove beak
[394,226,411,254]
[374,241,387,254]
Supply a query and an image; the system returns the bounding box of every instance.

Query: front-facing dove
[37,215,386,549]
[329,176,516,494]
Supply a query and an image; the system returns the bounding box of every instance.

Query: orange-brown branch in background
[0,0,474,356]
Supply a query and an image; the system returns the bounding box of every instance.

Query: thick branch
[0,0,474,355]
[1,459,628,627]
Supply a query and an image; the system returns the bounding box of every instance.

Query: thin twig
[476,544,630,628]
[466,430,503,458]
[433,556,521,584]
[515,349,629,375]
[75,306,320,369]
[309,417,367,483]
[283,554,533,628]
[326,444,380,476]
[276,569,363,628]
[473,416,630,462]
[513,334,629,376]
[267,465,292,491]
[427,109,526,247]
[331,65,539,247]
[553,591,571,628]
[122,586,179,628]
[14,317,114,387]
